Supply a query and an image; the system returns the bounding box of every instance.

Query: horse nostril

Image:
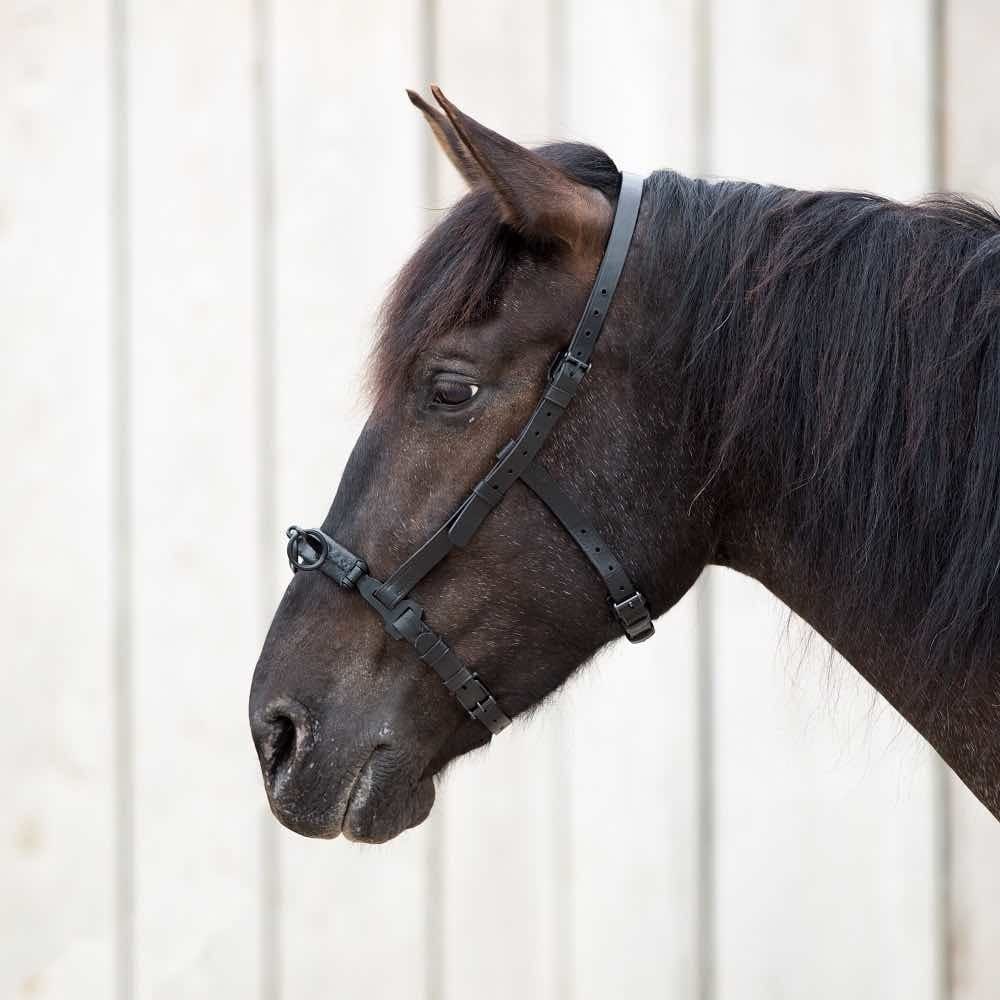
[268,715,296,781]
[252,698,313,791]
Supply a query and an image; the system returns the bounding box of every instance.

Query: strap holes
[601,288,608,295]
[584,330,592,338]
[521,450,528,456]
[545,411,551,417]
[593,309,600,317]
[595,546,601,553]
[619,585,626,591]
[534,431,540,437]
[580,529,587,534]
[492,484,499,490]
[608,564,614,571]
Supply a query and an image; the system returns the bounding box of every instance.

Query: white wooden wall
[4,2,1000,998]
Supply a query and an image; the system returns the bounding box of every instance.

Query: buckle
[545,353,590,408]
[612,591,655,643]
[561,353,591,374]
[548,350,591,382]
[464,677,512,734]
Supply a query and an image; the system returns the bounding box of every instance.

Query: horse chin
[341,767,437,844]
[335,722,490,842]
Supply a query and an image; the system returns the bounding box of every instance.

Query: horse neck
[647,174,1000,819]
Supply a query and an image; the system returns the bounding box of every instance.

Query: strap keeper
[412,631,438,656]
[472,479,505,506]
[390,606,425,643]
[419,638,450,667]
[543,382,574,409]
[443,664,474,692]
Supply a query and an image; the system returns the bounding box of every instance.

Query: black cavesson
[285,171,651,737]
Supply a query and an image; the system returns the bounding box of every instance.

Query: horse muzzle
[250,695,436,842]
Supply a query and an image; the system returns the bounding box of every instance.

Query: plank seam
[110,0,135,996]
[252,0,280,997]
[694,5,716,998]
[421,5,444,1000]
[929,5,954,998]
[547,3,574,996]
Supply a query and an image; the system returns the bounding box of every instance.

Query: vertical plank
[559,3,702,998]
[0,4,116,997]
[432,6,564,997]
[710,2,943,998]
[271,3,431,996]
[943,3,1000,996]
[712,0,933,196]
[944,0,1000,198]
[714,576,940,999]
[950,792,1000,1000]
[127,3,262,996]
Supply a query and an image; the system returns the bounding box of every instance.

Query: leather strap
[282,172,649,734]
[563,171,644,369]
[286,526,512,735]
[374,517,459,608]
[378,173,645,604]
[516,458,653,642]
[392,606,510,731]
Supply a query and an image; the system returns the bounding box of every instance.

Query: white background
[4,1,1000,998]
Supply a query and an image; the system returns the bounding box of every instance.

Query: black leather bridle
[285,172,652,737]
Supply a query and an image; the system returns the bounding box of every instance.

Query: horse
[250,86,1000,843]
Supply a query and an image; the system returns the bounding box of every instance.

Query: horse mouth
[340,749,436,844]
[264,744,436,843]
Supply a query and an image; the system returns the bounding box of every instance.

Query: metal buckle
[612,591,655,643]
[548,350,591,382]
[286,525,328,573]
[465,677,512,734]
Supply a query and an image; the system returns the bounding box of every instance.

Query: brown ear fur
[407,86,612,255]
[406,89,482,187]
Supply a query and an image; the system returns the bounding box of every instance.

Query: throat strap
[515,456,653,642]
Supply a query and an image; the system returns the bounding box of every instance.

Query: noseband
[285,172,651,737]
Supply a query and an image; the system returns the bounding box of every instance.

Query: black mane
[647,170,1000,684]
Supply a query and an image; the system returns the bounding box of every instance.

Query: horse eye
[431,380,479,407]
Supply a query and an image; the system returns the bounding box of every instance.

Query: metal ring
[286,526,328,573]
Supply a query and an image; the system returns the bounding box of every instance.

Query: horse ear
[406,89,482,187]
[416,85,612,255]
